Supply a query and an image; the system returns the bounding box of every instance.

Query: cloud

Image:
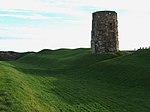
[0,0,77,15]
[0,0,83,21]
[0,0,141,22]
[0,0,150,16]
[0,0,150,51]
[0,13,50,20]
[0,0,48,12]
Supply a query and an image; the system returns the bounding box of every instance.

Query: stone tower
[91,11,119,53]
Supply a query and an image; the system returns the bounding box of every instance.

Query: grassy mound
[0,48,150,112]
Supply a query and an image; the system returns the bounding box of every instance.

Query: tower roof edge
[93,10,117,14]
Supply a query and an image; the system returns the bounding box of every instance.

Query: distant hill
[0,48,150,112]
[0,51,33,61]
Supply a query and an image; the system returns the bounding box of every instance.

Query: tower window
[109,23,113,30]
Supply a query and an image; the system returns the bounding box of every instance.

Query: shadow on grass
[5,61,150,112]
[5,49,150,111]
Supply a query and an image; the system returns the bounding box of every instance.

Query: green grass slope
[0,48,150,112]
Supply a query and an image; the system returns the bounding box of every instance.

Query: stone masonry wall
[91,11,119,53]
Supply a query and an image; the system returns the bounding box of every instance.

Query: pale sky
[0,0,150,52]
